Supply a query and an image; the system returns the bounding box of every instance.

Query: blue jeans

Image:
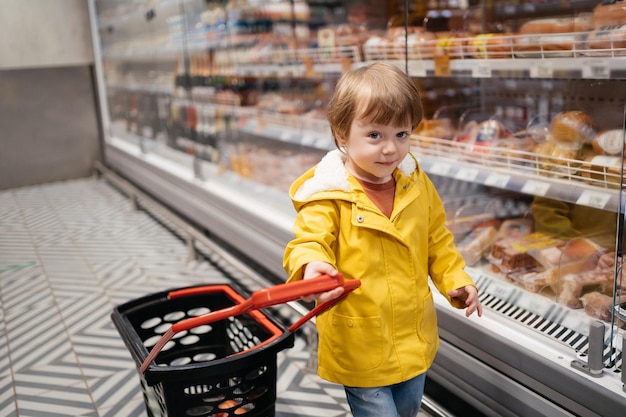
[344,373,426,417]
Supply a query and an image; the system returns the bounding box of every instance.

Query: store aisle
[0,177,356,417]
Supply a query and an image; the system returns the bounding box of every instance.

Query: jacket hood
[291,149,418,202]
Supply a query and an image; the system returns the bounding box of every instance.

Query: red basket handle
[287,279,361,332]
[139,274,351,373]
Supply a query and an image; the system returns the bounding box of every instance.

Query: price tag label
[472,62,492,78]
[489,282,516,300]
[521,180,550,196]
[434,55,451,76]
[576,190,611,209]
[522,297,553,317]
[484,173,510,188]
[530,62,553,78]
[429,162,451,176]
[455,167,479,181]
[582,60,610,79]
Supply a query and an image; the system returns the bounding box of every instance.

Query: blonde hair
[326,62,423,149]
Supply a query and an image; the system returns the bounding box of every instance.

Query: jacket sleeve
[424,176,477,309]
[283,199,340,283]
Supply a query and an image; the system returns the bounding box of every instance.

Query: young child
[283,62,482,417]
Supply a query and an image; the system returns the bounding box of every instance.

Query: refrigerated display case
[88,1,626,416]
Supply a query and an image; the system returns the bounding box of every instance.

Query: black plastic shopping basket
[111,274,360,417]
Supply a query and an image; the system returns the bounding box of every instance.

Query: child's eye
[368,132,381,139]
[397,132,409,139]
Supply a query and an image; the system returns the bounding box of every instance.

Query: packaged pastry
[586,24,626,56]
[498,218,534,239]
[514,33,583,57]
[519,18,577,34]
[591,129,625,155]
[413,118,456,148]
[508,259,588,292]
[514,17,590,57]
[556,270,614,308]
[549,111,596,145]
[489,232,563,274]
[580,292,626,322]
[446,212,495,236]
[457,222,500,266]
[592,2,626,28]
[533,136,582,177]
[460,119,513,157]
[530,237,603,269]
[579,155,626,188]
[489,131,538,163]
[507,237,603,292]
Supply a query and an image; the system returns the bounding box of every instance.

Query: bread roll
[592,129,625,155]
[549,111,596,144]
[534,137,581,176]
[592,2,626,28]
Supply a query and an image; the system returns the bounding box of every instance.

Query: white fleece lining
[294,150,416,201]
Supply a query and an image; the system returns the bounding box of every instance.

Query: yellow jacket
[283,150,476,387]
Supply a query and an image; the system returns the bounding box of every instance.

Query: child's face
[338,117,412,184]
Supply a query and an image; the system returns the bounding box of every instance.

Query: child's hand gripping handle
[139,274,346,373]
[288,279,361,332]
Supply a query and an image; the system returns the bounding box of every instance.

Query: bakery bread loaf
[549,111,596,144]
[592,2,626,28]
[520,18,575,34]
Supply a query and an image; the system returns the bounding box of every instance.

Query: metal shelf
[411,135,625,213]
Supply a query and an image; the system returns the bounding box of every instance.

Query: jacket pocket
[330,313,383,371]
[418,293,438,345]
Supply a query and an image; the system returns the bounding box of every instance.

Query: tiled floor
[0,177,433,417]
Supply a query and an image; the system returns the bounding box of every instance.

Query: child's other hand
[302,261,344,303]
[448,285,482,317]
